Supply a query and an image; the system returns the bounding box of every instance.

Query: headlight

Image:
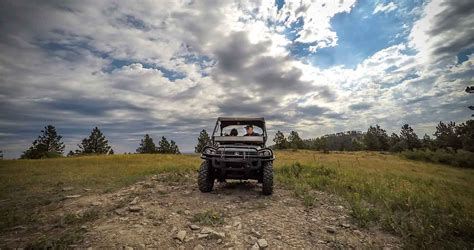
[203,147,217,154]
[258,149,272,156]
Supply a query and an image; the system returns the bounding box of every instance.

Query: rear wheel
[198,161,214,192]
[262,161,273,195]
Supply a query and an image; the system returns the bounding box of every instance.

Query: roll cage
[211,117,268,147]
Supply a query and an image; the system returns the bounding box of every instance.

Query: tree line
[136,134,180,154]
[18,125,180,159]
[272,120,474,153]
[193,120,473,155]
[9,120,474,162]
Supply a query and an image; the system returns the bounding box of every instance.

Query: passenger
[230,128,238,136]
[243,125,260,136]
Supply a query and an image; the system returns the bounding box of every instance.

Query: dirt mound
[0,174,400,248]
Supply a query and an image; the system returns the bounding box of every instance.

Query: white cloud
[0,0,472,158]
[409,0,474,68]
[279,0,356,47]
[373,2,398,14]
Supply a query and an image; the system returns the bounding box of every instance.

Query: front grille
[217,150,258,157]
[227,162,246,168]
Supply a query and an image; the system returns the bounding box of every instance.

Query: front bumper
[209,156,269,169]
[200,146,274,179]
[203,156,273,179]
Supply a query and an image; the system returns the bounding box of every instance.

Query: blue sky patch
[182,53,214,70]
[156,65,186,81]
[297,0,424,69]
[123,15,150,31]
[457,47,474,64]
[275,0,285,11]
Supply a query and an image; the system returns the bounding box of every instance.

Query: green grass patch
[302,194,317,207]
[191,210,225,226]
[273,150,474,248]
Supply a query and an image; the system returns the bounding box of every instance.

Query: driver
[243,125,260,136]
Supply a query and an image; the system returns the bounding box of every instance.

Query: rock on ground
[64,194,81,199]
[257,238,268,248]
[128,206,142,212]
[175,230,187,242]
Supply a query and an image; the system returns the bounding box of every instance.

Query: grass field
[0,151,473,248]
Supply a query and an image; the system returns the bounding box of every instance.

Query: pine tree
[434,121,461,150]
[421,134,434,150]
[157,137,180,154]
[352,139,364,151]
[287,131,303,149]
[456,120,474,152]
[157,136,171,153]
[195,129,212,153]
[364,125,389,151]
[77,127,112,155]
[315,137,329,152]
[137,134,158,154]
[400,124,421,150]
[21,125,65,159]
[170,140,180,154]
[388,133,400,145]
[273,131,288,149]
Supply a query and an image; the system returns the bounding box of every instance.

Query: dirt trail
[1,173,400,248]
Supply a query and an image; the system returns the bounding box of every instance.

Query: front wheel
[198,161,214,192]
[262,161,273,195]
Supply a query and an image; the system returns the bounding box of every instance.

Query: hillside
[0,151,473,248]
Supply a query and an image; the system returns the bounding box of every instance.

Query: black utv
[198,117,275,195]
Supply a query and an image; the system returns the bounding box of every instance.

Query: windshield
[221,125,263,136]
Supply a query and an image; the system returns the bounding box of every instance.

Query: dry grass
[1,151,473,248]
[0,154,199,232]
[275,150,474,248]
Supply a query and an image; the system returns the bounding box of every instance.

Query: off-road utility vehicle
[198,117,274,195]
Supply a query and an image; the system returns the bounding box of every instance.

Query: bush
[389,142,406,152]
[43,152,64,158]
[401,149,433,161]
[432,149,455,165]
[453,150,474,168]
[279,162,303,178]
[401,149,474,168]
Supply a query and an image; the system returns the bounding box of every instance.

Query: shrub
[277,162,303,178]
[452,150,474,168]
[191,210,225,226]
[401,149,474,168]
[43,152,64,158]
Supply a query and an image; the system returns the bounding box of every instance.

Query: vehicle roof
[217,117,265,122]
[217,117,266,129]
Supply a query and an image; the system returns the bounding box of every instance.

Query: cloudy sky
[1,0,473,158]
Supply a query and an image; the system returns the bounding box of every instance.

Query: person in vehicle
[244,125,260,136]
[230,128,238,136]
